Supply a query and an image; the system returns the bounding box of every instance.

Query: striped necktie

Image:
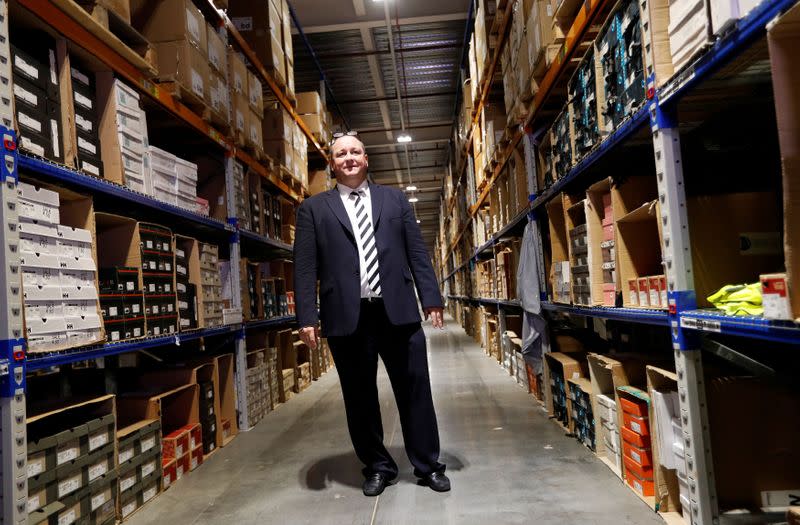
[351,190,381,296]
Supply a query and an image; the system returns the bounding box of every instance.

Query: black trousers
[327,299,445,479]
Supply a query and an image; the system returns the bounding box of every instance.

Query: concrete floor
[127,316,664,525]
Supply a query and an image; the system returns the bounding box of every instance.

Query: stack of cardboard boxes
[246,350,271,426]
[140,224,178,336]
[118,421,162,519]
[11,36,63,163]
[228,50,249,147]
[596,393,622,472]
[175,241,198,331]
[619,388,655,498]
[145,145,200,213]
[198,381,218,455]
[70,66,104,178]
[247,71,264,155]
[26,399,117,525]
[296,91,330,146]
[19,183,103,352]
[198,243,223,327]
[99,266,145,343]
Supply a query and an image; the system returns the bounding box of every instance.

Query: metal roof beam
[309,43,461,60]
[338,91,457,105]
[293,13,468,35]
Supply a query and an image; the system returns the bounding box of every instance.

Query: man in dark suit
[294,133,450,496]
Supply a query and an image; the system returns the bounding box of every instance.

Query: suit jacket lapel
[369,182,383,229]
[324,188,355,240]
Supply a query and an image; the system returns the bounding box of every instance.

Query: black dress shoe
[422,472,451,492]
[362,473,389,497]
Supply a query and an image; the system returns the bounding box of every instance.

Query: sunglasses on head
[330,130,358,147]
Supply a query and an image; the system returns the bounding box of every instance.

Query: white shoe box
[19,221,59,255]
[21,251,60,287]
[60,284,98,301]
[116,103,146,135]
[63,300,97,317]
[18,182,60,224]
[669,0,711,69]
[64,314,102,346]
[57,226,93,260]
[59,256,96,287]
[114,79,141,111]
[149,146,178,172]
[118,126,146,157]
[25,298,64,320]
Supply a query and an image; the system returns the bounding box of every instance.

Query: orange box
[162,457,177,490]
[626,466,655,497]
[648,277,662,307]
[622,440,652,468]
[621,425,651,448]
[162,428,190,459]
[637,277,650,307]
[619,396,648,417]
[190,444,204,471]
[623,412,650,437]
[624,453,654,480]
[628,279,639,306]
[180,423,202,450]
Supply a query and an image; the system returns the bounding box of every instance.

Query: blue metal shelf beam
[541,302,671,326]
[26,317,297,371]
[680,310,800,345]
[19,155,231,232]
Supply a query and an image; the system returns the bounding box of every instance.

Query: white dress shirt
[337,180,381,299]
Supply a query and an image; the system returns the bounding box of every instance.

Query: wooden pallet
[279,166,303,195]
[74,0,157,74]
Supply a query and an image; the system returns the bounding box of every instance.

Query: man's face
[331,136,368,186]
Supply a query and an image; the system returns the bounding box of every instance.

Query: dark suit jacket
[294,181,443,337]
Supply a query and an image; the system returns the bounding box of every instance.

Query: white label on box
[149,261,157,270]
[650,290,659,306]
[143,485,157,502]
[58,474,81,497]
[191,457,198,469]
[27,494,40,513]
[630,290,638,305]
[153,305,160,314]
[661,289,668,306]
[14,83,39,106]
[89,460,108,481]
[74,91,93,111]
[146,240,153,249]
[177,444,184,457]
[119,447,134,463]
[127,281,135,291]
[132,303,141,314]
[232,16,253,31]
[236,109,244,132]
[634,480,643,494]
[82,160,100,176]
[141,434,156,452]
[120,474,136,492]
[20,136,45,157]
[111,330,120,341]
[191,69,204,98]
[186,8,201,43]
[122,501,136,518]
[191,435,197,449]
[631,450,641,463]
[91,492,108,511]
[639,291,648,306]
[19,112,43,134]
[142,460,156,478]
[177,464,184,478]
[134,327,142,337]
[109,306,118,317]
[75,113,93,134]
[760,489,800,510]
[89,431,108,450]
[57,508,76,525]
[154,326,161,335]
[27,461,43,478]
[57,444,79,465]
[78,136,97,155]
[15,56,39,80]
[149,283,156,292]
[631,421,642,434]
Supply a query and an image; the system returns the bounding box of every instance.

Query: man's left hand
[424,307,444,329]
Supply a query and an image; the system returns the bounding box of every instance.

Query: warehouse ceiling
[292,0,469,250]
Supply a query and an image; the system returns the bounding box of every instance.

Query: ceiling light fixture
[416,219,421,224]
[408,196,419,203]
[405,185,417,192]
[397,134,412,143]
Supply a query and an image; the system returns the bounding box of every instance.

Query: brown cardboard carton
[153,40,211,106]
[228,0,286,82]
[130,0,207,53]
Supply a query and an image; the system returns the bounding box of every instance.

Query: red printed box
[162,457,177,490]
[162,429,189,459]
[602,224,614,242]
[660,276,667,307]
[637,278,650,307]
[190,444,204,471]
[648,277,662,308]
[180,423,202,451]
[176,452,191,481]
[628,279,639,306]
[602,284,616,307]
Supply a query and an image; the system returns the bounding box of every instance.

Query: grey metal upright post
[0,127,27,524]
[650,102,718,525]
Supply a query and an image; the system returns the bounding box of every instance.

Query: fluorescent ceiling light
[408,196,419,203]
[416,219,421,224]
[405,185,417,191]
[397,134,412,143]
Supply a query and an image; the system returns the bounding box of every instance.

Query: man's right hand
[299,325,320,350]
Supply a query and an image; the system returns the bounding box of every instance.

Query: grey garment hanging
[517,221,546,375]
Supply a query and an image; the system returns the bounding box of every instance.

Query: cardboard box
[248,109,264,152]
[247,71,264,114]
[761,273,793,320]
[295,91,322,115]
[228,49,248,97]
[153,40,211,106]
[130,0,207,53]
[229,0,286,81]
[206,23,228,75]
[770,7,800,322]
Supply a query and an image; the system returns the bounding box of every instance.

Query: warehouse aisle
[127,316,663,525]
